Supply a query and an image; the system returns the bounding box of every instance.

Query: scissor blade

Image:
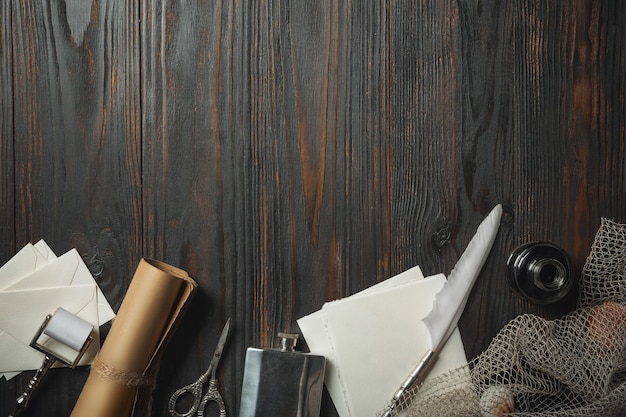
[209,318,232,371]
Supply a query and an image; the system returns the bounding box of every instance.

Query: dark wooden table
[1,1,625,416]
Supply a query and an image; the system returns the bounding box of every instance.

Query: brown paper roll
[70,259,197,417]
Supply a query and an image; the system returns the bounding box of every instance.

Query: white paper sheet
[298,267,468,417]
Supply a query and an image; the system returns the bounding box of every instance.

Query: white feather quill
[380,204,503,417]
[423,203,503,351]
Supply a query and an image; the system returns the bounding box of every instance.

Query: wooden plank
[387,0,514,359]
[0,1,14,259]
[0,0,15,411]
[1,1,142,415]
[387,0,461,277]
[140,0,251,413]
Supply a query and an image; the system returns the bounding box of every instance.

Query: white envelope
[0,241,55,379]
[0,243,51,290]
[0,284,101,373]
[4,249,115,324]
[0,242,115,378]
[32,239,58,262]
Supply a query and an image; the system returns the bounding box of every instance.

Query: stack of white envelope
[0,240,116,380]
[297,266,469,417]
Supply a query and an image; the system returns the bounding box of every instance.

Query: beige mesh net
[392,218,626,417]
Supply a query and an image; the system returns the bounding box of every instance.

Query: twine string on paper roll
[91,354,155,388]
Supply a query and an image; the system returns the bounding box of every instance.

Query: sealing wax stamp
[238,332,326,417]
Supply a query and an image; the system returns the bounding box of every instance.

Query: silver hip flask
[238,332,326,417]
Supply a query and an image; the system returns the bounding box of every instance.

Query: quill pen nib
[380,349,437,417]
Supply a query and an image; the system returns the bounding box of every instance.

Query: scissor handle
[168,378,205,417]
[197,378,226,417]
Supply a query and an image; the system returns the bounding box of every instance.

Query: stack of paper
[297,266,468,417]
[0,240,116,380]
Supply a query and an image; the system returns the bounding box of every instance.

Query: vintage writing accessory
[238,332,326,417]
[169,318,232,417]
[381,204,502,417]
[506,241,573,304]
[8,308,95,417]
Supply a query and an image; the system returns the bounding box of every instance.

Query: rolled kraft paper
[71,258,197,417]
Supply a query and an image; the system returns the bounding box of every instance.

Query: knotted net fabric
[388,218,626,417]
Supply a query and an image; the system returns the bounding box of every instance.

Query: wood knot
[432,223,453,249]
[89,257,105,277]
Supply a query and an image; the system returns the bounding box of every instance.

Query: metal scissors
[169,318,232,417]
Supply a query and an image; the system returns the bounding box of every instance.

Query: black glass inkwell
[506,242,573,304]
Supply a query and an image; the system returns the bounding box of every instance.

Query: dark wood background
[1,1,625,416]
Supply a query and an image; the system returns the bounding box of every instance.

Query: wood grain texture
[0,0,14,253]
[2,0,142,414]
[1,1,625,416]
[0,1,16,410]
